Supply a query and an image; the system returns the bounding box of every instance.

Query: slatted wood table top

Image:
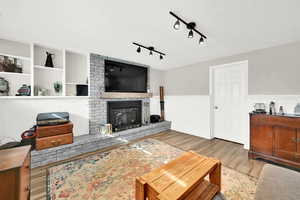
[136,151,221,200]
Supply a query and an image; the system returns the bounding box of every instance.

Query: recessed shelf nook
[0,38,89,98]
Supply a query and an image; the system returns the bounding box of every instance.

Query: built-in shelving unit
[65,51,89,96]
[0,38,89,98]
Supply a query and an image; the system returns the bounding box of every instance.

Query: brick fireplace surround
[31,54,171,168]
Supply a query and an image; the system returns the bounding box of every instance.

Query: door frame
[209,60,249,146]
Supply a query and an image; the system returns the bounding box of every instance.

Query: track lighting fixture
[170,11,207,45]
[149,47,154,55]
[188,30,193,38]
[173,20,180,30]
[133,42,166,60]
[199,37,204,44]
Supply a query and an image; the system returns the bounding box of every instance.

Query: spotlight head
[160,54,163,60]
[148,46,154,55]
[199,37,204,44]
[137,46,141,53]
[188,30,193,38]
[173,20,180,30]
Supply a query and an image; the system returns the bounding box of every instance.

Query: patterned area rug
[47,139,257,200]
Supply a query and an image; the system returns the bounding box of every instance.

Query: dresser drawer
[36,123,73,138]
[36,133,73,150]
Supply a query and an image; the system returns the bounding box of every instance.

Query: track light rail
[132,42,166,56]
[169,11,207,39]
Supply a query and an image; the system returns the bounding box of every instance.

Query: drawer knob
[25,186,30,191]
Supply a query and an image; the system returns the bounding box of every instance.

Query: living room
[0,1,300,200]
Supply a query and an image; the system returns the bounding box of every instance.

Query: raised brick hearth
[31,121,171,168]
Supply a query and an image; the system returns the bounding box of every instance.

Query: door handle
[214,106,218,110]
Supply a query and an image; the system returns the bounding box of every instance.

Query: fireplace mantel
[101,92,153,99]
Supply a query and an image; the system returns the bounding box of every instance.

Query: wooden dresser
[0,146,31,200]
[249,113,300,168]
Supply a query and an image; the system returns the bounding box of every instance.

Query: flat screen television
[105,60,148,93]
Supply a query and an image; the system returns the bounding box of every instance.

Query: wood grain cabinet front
[0,146,31,200]
[273,126,298,161]
[36,133,73,150]
[249,114,300,168]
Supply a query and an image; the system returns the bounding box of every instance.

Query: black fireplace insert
[107,101,142,132]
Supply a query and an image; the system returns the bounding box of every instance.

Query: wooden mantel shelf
[101,92,153,99]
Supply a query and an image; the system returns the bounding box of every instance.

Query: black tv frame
[104,60,148,93]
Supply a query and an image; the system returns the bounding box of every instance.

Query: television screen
[105,60,148,93]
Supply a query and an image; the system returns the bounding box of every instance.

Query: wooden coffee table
[136,151,221,200]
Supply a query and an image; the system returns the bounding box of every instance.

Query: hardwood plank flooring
[30,130,265,200]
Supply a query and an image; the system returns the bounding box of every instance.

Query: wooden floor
[30,130,265,200]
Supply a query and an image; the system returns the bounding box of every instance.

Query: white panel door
[212,61,248,144]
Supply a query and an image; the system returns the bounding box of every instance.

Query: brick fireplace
[89,54,151,135]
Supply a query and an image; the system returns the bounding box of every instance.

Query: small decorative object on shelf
[76,84,88,96]
[53,81,62,94]
[16,84,31,96]
[45,52,54,68]
[269,101,276,115]
[0,77,9,96]
[35,86,49,96]
[294,103,300,116]
[100,124,112,135]
[253,103,267,114]
[0,55,23,73]
[278,106,285,115]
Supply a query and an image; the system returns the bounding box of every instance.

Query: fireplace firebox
[107,101,142,132]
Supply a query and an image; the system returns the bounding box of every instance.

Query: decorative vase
[45,52,54,68]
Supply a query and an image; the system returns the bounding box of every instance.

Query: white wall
[163,42,300,149]
[0,98,89,144]
[150,96,161,116]
[165,95,211,139]
[150,95,211,139]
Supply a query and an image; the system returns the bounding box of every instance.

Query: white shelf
[0,72,31,77]
[34,65,63,72]
[0,96,89,100]
[0,53,31,61]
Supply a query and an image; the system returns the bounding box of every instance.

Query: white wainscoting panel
[163,95,211,139]
[0,98,89,144]
[150,96,161,116]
